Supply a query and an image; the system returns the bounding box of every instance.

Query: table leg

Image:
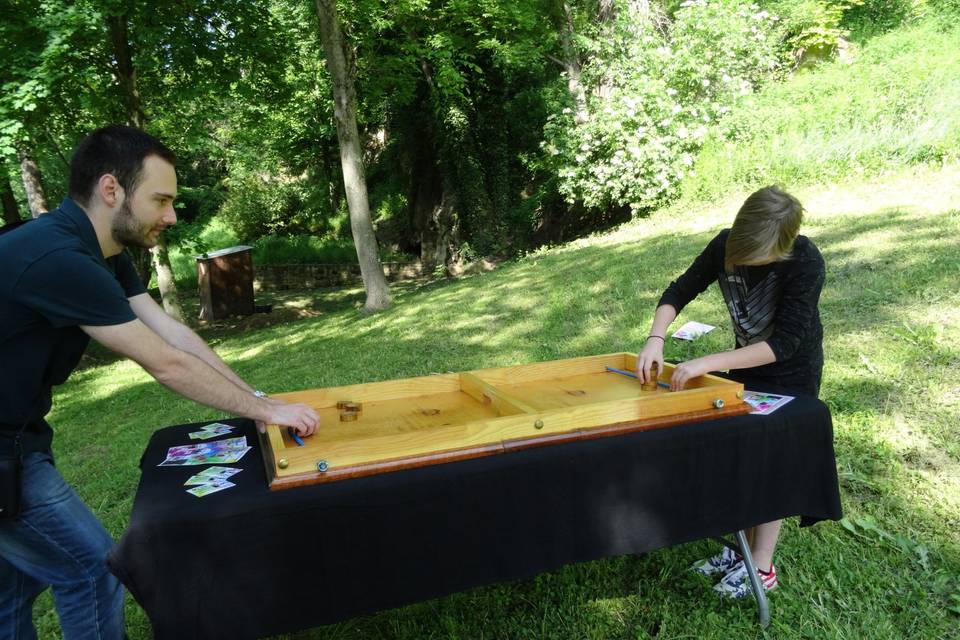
[713,532,770,628]
[735,530,770,628]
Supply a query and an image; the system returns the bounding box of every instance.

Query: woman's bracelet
[646,335,665,342]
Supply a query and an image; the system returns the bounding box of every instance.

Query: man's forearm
[164,324,255,393]
[148,347,269,421]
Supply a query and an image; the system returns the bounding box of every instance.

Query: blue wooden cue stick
[605,366,670,389]
[287,427,306,447]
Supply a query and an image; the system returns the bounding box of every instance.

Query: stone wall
[253,262,423,291]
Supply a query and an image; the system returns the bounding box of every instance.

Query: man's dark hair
[68,125,176,207]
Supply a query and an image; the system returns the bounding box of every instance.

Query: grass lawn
[34,162,960,639]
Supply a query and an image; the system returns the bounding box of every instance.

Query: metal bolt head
[534,419,544,430]
[278,458,289,469]
[713,399,725,409]
[317,460,329,472]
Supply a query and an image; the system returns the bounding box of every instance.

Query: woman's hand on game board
[636,338,665,384]
[669,358,711,391]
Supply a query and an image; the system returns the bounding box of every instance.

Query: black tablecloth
[108,396,842,639]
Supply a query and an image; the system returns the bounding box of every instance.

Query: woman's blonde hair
[725,186,803,272]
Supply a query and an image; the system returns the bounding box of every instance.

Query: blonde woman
[636,185,825,599]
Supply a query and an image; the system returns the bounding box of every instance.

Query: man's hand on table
[256,397,320,436]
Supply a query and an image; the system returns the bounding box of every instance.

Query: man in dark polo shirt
[0,126,319,639]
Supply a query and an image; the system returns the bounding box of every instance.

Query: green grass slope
[683,17,960,203]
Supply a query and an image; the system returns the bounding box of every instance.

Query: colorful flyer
[672,321,716,341]
[743,391,794,415]
[186,480,236,497]
[188,422,235,440]
[184,467,243,486]
[159,437,251,466]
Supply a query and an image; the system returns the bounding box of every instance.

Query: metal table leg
[714,531,770,628]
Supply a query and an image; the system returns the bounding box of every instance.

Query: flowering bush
[540,0,781,213]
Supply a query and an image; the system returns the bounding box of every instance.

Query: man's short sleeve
[113,250,147,298]
[14,248,139,328]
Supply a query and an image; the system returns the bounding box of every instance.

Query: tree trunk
[107,10,183,312]
[407,74,459,271]
[147,242,183,309]
[128,248,153,287]
[596,0,618,102]
[17,147,48,217]
[151,235,185,322]
[314,0,391,313]
[558,2,589,124]
[107,12,145,129]
[410,154,457,269]
[1,172,21,225]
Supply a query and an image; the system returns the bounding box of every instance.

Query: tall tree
[17,147,49,217]
[1,170,21,224]
[105,2,183,320]
[314,0,391,313]
[551,1,589,124]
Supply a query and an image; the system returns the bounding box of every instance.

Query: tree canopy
[1,0,912,278]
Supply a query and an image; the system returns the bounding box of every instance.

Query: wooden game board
[259,352,749,489]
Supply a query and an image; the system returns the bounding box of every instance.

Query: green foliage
[542,0,781,213]
[165,216,241,289]
[3,0,957,274]
[682,16,960,202]
[842,0,927,39]
[218,168,335,241]
[764,0,863,57]
[251,234,360,265]
[349,0,557,257]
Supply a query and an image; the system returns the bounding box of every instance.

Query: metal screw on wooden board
[317,460,329,472]
[713,399,725,409]
[737,390,744,399]
[278,458,289,469]
[534,419,544,430]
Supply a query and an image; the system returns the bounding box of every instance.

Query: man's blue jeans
[0,452,125,640]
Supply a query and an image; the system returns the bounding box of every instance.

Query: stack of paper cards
[743,391,794,415]
[158,436,252,466]
[184,466,242,497]
[672,321,716,341]
[188,422,235,440]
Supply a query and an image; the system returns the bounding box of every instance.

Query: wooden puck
[641,362,660,391]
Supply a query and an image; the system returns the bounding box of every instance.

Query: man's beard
[111,199,161,249]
